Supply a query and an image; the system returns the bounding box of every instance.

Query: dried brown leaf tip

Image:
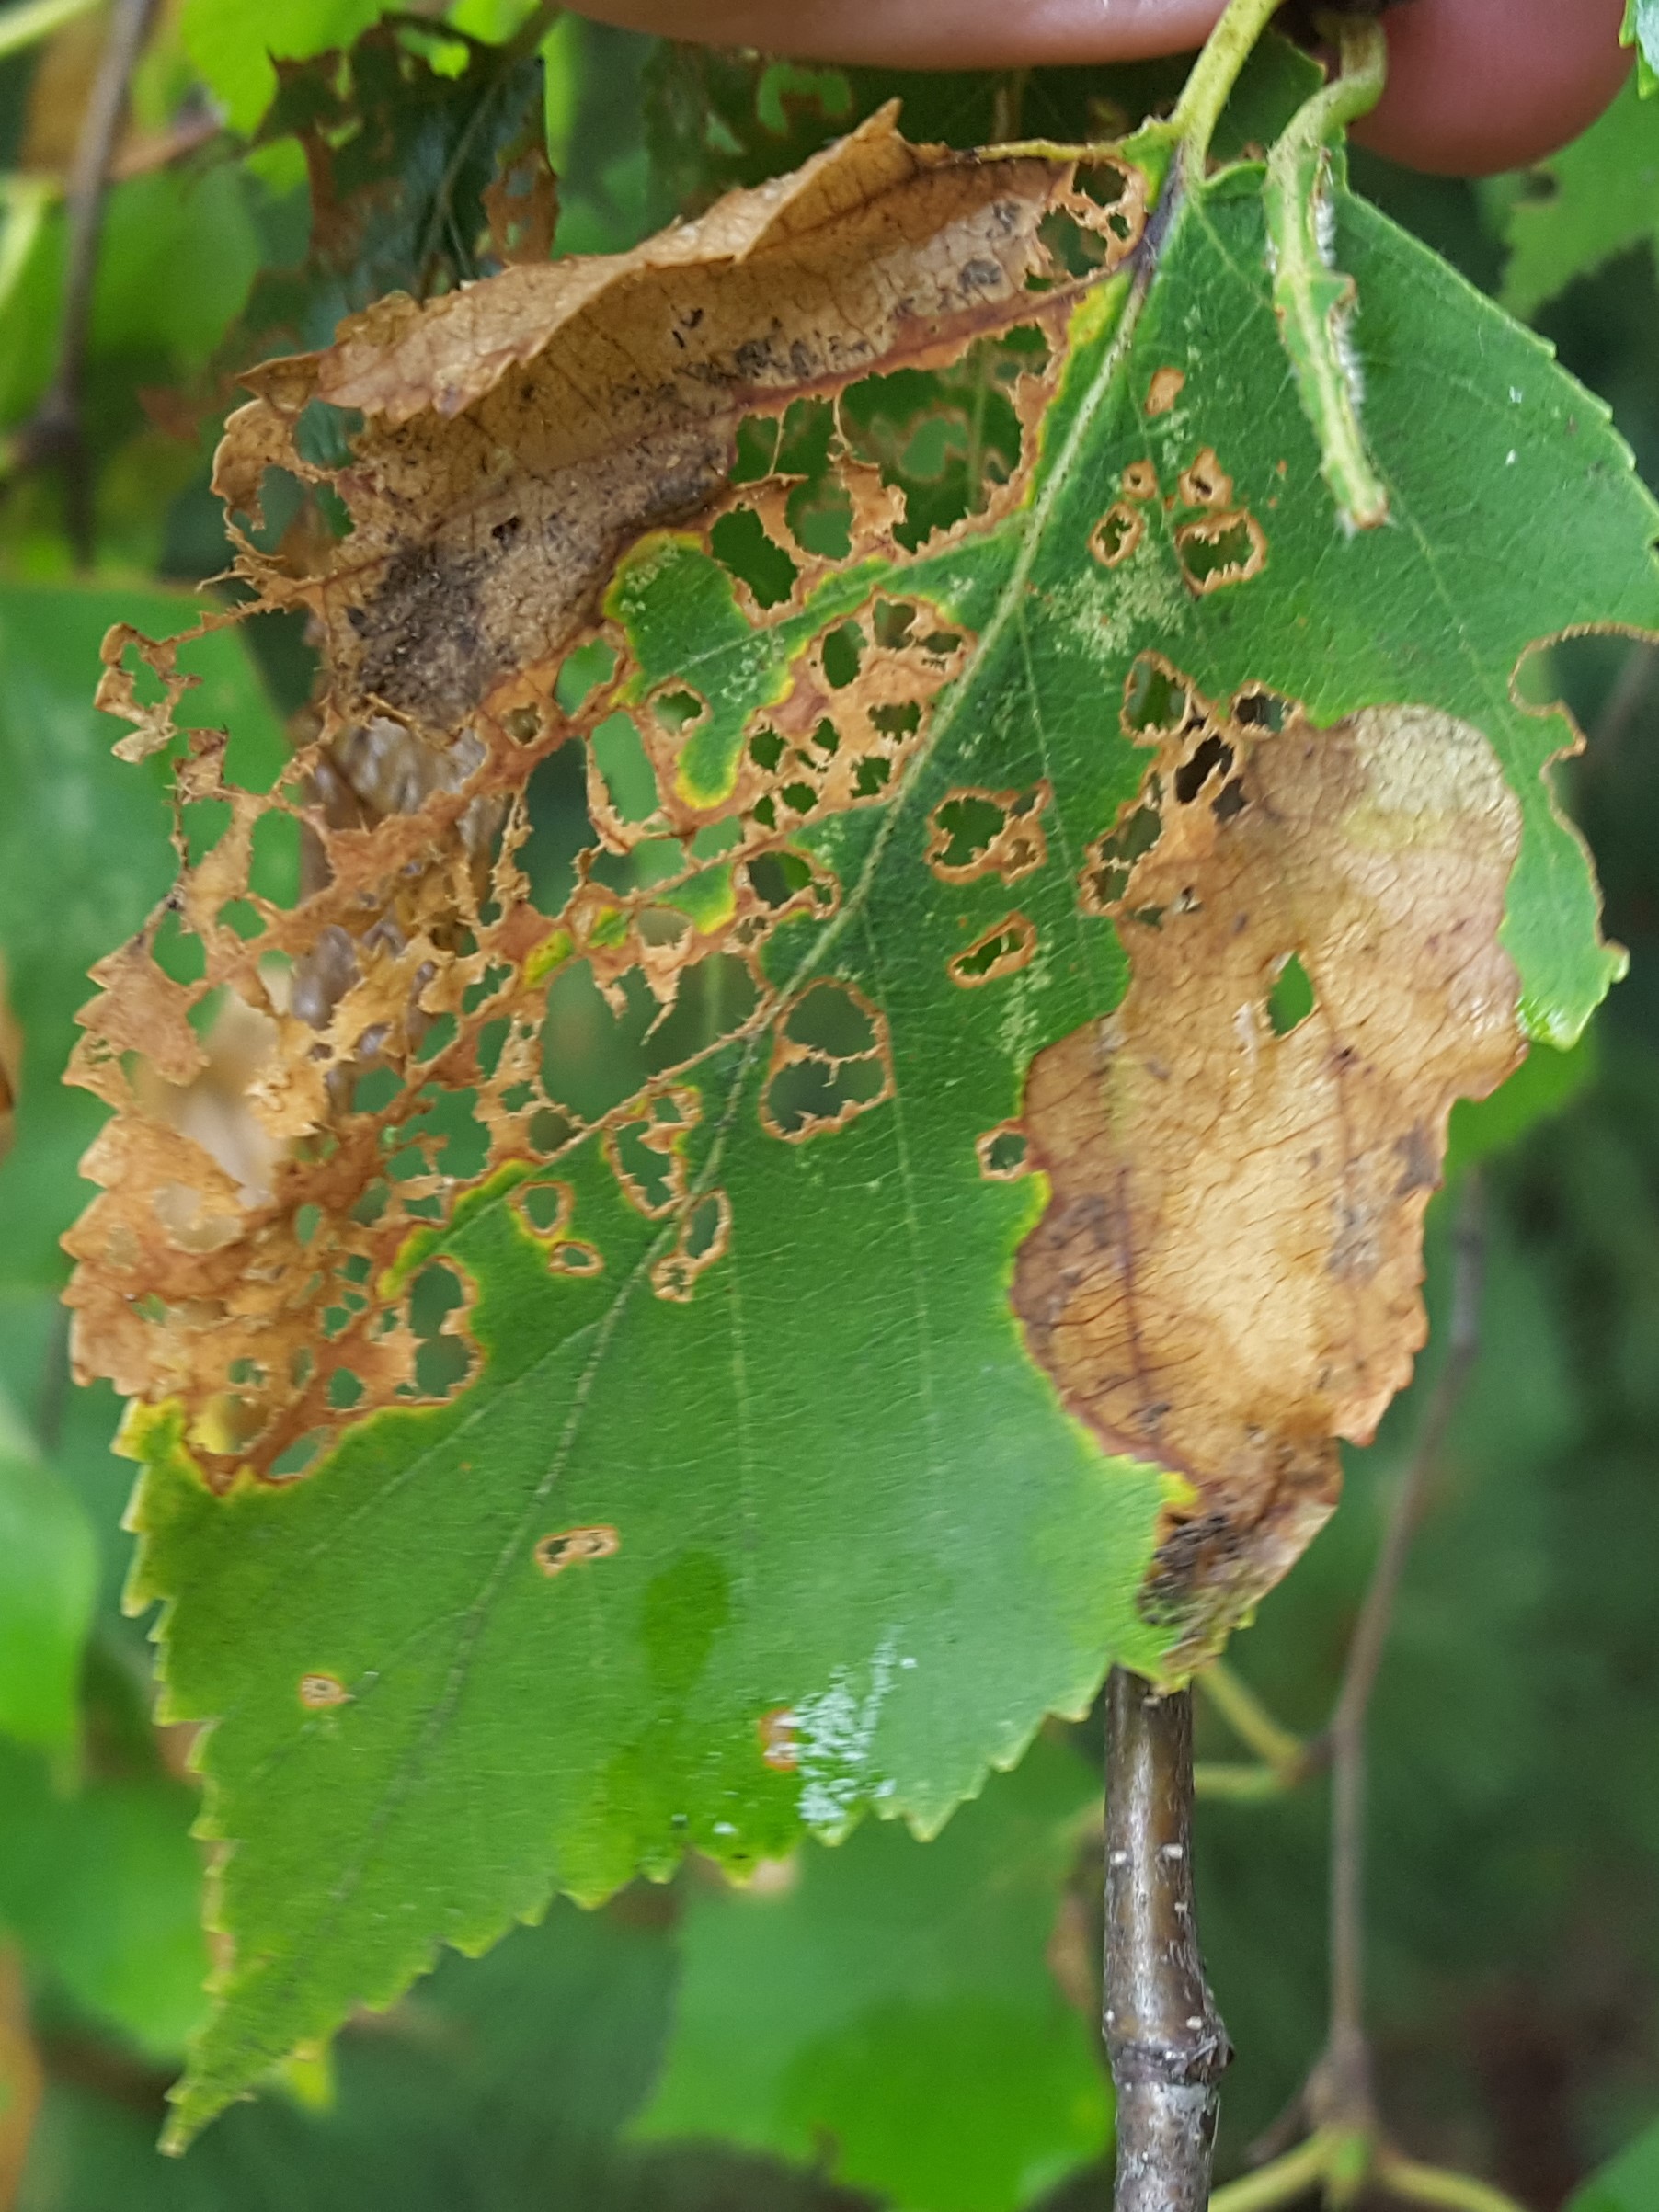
[1015,661,1526,1658]
[64,110,1144,1489]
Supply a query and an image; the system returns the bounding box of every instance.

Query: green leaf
[19,1899,674,2209]
[0,1743,208,2059]
[85,96,1659,2143]
[1569,2115,1659,2211]
[0,585,287,1291]
[180,0,392,135]
[1446,1028,1598,1176]
[0,168,261,396]
[226,17,551,359]
[643,33,1319,217]
[0,1429,96,1753]
[1497,74,1659,321]
[637,1734,1108,2212]
[541,17,654,256]
[1623,0,1659,97]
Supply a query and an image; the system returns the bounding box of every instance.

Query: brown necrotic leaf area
[63,111,1138,1491]
[1015,673,1525,1658]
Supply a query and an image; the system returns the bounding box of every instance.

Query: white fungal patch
[793,1634,898,1833]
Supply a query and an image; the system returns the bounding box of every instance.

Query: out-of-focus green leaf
[644,33,1316,218]
[1446,1029,1598,1176]
[0,165,260,433]
[227,16,549,360]
[0,1413,95,1752]
[0,1743,207,2059]
[20,1899,674,2210]
[0,585,288,1288]
[1573,2116,1659,2210]
[638,1734,1107,2212]
[543,15,653,254]
[180,0,390,134]
[1498,76,1659,321]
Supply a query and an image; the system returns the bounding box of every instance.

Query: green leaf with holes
[77,48,1659,2146]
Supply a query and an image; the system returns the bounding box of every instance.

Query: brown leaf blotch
[1014,688,1525,1658]
[534,1525,621,1577]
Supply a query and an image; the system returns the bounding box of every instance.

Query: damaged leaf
[1019,694,1523,1650]
[64,83,1659,2139]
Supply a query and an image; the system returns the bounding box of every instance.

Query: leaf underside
[61,102,1659,2136]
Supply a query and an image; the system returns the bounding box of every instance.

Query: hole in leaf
[786,477,852,558]
[406,1258,475,1399]
[528,1106,573,1154]
[329,1368,364,1410]
[746,849,814,908]
[1092,502,1144,567]
[1037,206,1112,280]
[218,899,265,941]
[840,327,1047,551]
[248,807,301,904]
[710,507,799,608]
[731,415,782,485]
[592,713,660,821]
[873,599,916,649]
[1174,735,1233,804]
[949,914,1037,986]
[1233,687,1292,733]
[1082,804,1162,910]
[784,981,877,1057]
[608,1089,697,1216]
[556,639,619,712]
[271,1430,328,1479]
[1123,656,1196,737]
[764,1052,887,1138]
[869,700,921,740]
[1176,510,1267,592]
[926,784,1048,885]
[931,793,1008,872]
[821,621,864,690]
[152,907,206,988]
[520,739,594,916]
[761,981,891,1142]
[651,1188,732,1302]
[1266,952,1317,1038]
[977,1123,1030,1180]
[652,688,706,735]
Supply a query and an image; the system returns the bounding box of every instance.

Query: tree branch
[1104,1669,1232,2210]
[6,0,157,564]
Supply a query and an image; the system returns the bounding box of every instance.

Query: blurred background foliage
[1,4,1659,2206]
